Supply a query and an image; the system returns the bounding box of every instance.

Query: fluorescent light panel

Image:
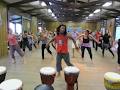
[49,2,52,5]
[94,9,101,13]
[52,13,55,17]
[54,17,57,19]
[89,13,94,17]
[116,18,119,20]
[48,9,52,13]
[30,1,40,5]
[102,2,112,7]
[86,17,88,19]
[41,1,47,6]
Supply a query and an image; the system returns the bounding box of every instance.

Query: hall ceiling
[3,0,120,22]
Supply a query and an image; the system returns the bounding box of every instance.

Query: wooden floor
[0,41,120,90]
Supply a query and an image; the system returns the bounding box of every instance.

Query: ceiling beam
[67,0,85,4]
[102,8,120,14]
[114,0,120,2]
[77,1,86,4]
[9,17,22,22]
[8,0,38,6]
[104,14,117,18]
[22,7,47,13]
[31,13,47,17]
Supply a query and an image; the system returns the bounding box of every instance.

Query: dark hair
[24,31,27,33]
[56,24,67,35]
[85,30,90,34]
[86,30,89,32]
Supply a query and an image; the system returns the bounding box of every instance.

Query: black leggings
[118,48,120,64]
[102,43,114,57]
[81,46,92,60]
[22,42,32,52]
[41,44,52,59]
[95,42,102,51]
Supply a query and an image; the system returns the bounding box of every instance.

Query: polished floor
[0,42,120,90]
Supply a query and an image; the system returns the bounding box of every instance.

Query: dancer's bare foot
[57,72,61,77]
[21,57,25,64]
[72,56,75,58]
[117,66,120,71]
[12,59,16,64]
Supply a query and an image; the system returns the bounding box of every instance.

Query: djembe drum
[0,66,7,83]
[104,72,120,90]
[64,66,80,90]
[34,84,54,90]
[0,79,23,90]
[40,67,56,86]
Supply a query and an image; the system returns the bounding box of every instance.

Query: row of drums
[0,66,120,90]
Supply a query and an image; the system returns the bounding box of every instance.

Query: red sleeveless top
[54,35,68,53]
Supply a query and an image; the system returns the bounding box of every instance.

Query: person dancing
[8,29,24,63]
[46,24,78,76]
[77,30,100,60]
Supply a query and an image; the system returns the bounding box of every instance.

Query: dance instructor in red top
[46,24,79,76]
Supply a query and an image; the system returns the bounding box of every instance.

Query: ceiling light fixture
[30,1,40,5]
[49,2,52,5]
[82,15,86,16]
[86,17,88,19]
[52,13,55,17]
[41,1,47,7]
[89,13,94,17]
[38,22,42,24]
[102,2,112,7]
[75,14,79,15]
[48,9,52,13]
[116,18,119,20]
[94,9,101,13]
[54,17,57,19]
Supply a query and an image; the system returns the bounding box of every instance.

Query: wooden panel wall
[31,16,37,34]
[107,18,115,36]
[46,21,100,32]
[0,1,8,57]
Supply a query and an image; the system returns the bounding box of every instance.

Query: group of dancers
[8,24,120,75]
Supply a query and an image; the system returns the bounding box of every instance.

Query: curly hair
[56,24,67,35]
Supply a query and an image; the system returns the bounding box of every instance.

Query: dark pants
[95,42,102,51]
[18,41,22,48]
[102,43,114,57]
[10,45,24,59]
[33,43,37,48]
[117,48,120,64]
[92,40,95,48]
[56,53,73,72]
[81,46,92,60]
[22,42,32,52]
[52,43,56,50]
[41,44,52,59]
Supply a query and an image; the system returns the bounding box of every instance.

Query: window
[9,22,22,35]
[9,22,15,34]
[115,26,120,40]
[16,23,22,34]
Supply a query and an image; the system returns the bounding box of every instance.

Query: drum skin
[104,79,120,90]
[0,72,6,83]
[34,84,54,90]
[0,79,23,90]
[64,73,79,90]
[40,73,56,86]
